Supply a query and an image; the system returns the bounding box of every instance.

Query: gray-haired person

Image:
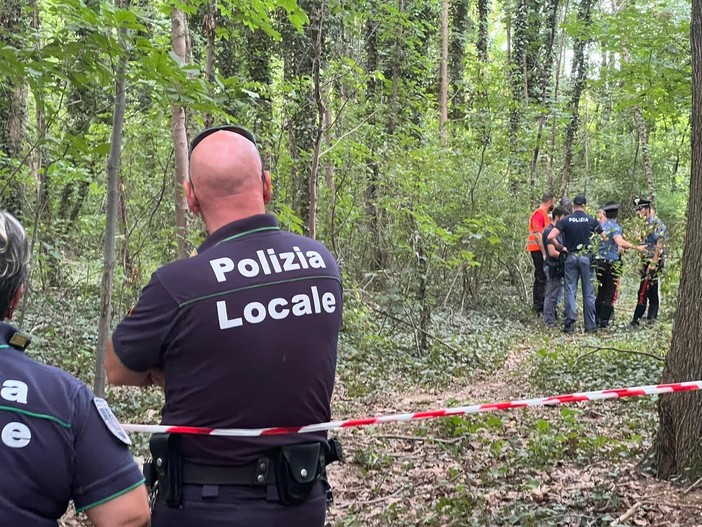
[0,211,149,526]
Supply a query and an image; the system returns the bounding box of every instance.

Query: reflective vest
[527,208,549,252]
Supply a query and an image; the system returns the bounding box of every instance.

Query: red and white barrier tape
[121,380,702,437]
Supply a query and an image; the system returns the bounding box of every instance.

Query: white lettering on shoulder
[1,380,28,404]
[1,422,31,448]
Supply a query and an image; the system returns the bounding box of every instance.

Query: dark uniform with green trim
[0,322,145,525]
[112,213,343,526]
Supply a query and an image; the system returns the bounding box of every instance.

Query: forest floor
[326,312,702,527]
[60,295,702,526]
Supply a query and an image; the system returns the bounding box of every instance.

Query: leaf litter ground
[60,311,702,526]
[327,320,702,527]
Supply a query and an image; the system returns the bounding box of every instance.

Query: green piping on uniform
[179,275,342,307]
[215,226,280,246]
[76,478,146,512]
[0,405,71,428]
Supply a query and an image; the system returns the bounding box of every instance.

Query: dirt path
[326,340,702,527]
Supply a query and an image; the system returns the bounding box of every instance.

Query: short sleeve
[112,273,178,372]
[593,219,603,234]
[555,218,566,232]
[71,386,144,512]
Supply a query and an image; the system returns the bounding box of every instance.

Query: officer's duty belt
[182,458,276,486]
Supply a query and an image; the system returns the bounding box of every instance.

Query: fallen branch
[615,500,642,524]
[374,433,465,445]
[683,476,702,494]
[575,345,665,363]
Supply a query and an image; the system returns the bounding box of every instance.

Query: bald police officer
[547,194,604,334]
[0,211,149,526]
[105,125,343,526]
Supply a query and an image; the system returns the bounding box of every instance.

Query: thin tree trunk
[172,8,189,259]
[558,0,592,196]
[654,0,702,480]
[439,0,449,145]
[95,0,129,397]
[611,0,655,201]
[477,0,488,61]
[549,0,570,181]
[308,1,326,239]
[203,0,217,129]
[633,104,655,200]
[529,0,559,194]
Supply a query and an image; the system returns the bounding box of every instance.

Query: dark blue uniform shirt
[112,214,343,465]
[0,323,144,525]
[555,210,603,253]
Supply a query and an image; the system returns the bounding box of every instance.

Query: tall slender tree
[95,0,130,397]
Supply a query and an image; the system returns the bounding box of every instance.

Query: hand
[561,246,568,253]
[637,245,647,253]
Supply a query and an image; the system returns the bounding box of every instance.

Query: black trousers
[530,250,546,313]
[594,258,621,327]
[632,264,662,324]
[152,481,327,527]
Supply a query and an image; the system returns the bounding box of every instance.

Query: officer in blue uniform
[631,197,668,326]
[593,202,645,328]
[0,211,149,526]
[547,194,604,333]
[105,125,343,526]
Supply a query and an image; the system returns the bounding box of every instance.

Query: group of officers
[528,192,668,333]
[0,125,343,526]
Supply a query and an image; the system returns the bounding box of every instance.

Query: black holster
[274,438,344,506]
[144,433,183,508]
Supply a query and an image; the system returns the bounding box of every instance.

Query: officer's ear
[185,180,200,215]
[262,170,272,205]
[6,285,24,320]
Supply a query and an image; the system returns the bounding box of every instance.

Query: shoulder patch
[93,397,131,446]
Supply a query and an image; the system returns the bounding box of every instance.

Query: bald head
[187,130,271,232]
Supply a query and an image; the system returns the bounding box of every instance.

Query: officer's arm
[84,484,150,527]
[613,234,642,251]
[105,337,153,387]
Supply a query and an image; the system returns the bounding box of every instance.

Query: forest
[2,0,702,525]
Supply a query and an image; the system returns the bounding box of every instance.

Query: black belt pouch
[149,433,183,508]
[275,443,322,505]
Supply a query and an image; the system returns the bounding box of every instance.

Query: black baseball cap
[573,194,587,206]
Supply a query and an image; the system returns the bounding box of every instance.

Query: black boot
[599,306,614,328]
[632,304,646,326]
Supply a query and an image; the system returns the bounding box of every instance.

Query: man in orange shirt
[527,192,555,314]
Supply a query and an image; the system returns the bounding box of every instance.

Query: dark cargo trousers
[152,481,327,526]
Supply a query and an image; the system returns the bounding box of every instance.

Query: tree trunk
[203,0,217,129]
[559,0,592,197]
[172,8,189,259]
[477,0,488,62]
[281,0,321,233]
[654,0,702,481]
[0,0,27,218]
[95,0,129,397]
[633,102,655,200]
[529,0,559,195]
[448,0,470,119]
[308,2,326,239]
[439,0,449,144]
[364,11,386,271]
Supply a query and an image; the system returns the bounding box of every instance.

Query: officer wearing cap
[547,194,605,333]
[0,211,149,526]
[631,197,668,326]
[593,202,645,328]
[105,125,343,526]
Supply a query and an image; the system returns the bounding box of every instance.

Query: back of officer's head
[0,211,29,319]
[552,207,568,221]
